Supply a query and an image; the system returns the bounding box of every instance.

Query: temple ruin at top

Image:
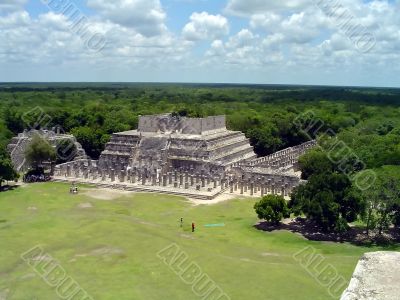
[99,114,256,175]
[51,113,316,199]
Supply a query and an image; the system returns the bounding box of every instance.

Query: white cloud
[205,40,225,57]
[226,29,256,48]
[1,0,400,86]
[0,8,189,69]
[201,0,400,80]
[249,6,331,45]
[205,29,274,67]
[182,12,229,41]
[87,0,167,37]
[225,0,310,16]
[0,0,27,13]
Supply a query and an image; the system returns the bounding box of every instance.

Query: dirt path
[81,188,135,201]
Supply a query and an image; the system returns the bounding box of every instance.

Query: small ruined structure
[54,114,316,199]
[7,129,87,172]
[341,252,400,300]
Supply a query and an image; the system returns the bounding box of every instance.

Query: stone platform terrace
[53,159,300,200]
[341,252,400,300]
[52,177,225,200]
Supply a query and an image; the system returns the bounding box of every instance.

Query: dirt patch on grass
[74,247,125,259]
[180,233,195,240]
[188,193,248,206]
[90,247,125,256]
[20,273,36,281]
[78,203,93,209]
[31,255,52,263]
[82,188,134,201]
[0,288,10,300]
[261,252,281,257]
[71,247,126,263]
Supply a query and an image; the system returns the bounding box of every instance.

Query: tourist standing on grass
[192,222,195,232]
[180,218,183,227]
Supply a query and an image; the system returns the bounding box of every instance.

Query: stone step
[51,178,222,200]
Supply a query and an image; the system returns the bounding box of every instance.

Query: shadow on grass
[0,185,20,192]
[255,218,400,247]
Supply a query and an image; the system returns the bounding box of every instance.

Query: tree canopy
[24,134,56,171]
[254,195,290,225]
[290,173,364,231]
[0,154,18,187]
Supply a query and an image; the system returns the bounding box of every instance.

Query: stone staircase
[52,178,225,200]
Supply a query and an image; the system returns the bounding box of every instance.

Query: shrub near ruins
[254,195,290,225]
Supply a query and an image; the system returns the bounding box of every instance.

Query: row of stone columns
[248,140,317,168]
[226,180,294,197]
[54,160,300,196]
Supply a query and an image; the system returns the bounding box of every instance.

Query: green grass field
[0,183,397,300]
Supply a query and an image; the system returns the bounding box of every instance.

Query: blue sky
[0,0,399,87]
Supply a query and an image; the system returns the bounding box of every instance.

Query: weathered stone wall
[138,114,226,135]
[138,114,180,133]
[341,252,400,300]
[7,129,86,172]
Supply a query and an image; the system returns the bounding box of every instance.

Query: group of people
[180,218,196,232]
[23,174,51,183]
[69,184,79,194]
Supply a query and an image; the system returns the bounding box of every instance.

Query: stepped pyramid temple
[99,114,256,175]
[51,114,316,200]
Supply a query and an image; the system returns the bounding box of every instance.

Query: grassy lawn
[0,183,397,300]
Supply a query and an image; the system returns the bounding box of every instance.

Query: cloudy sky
[0,0,399,87]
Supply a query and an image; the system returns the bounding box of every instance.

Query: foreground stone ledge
[341,251,400,300]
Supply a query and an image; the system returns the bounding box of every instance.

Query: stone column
[92,168,98,180]
[168,173,173,185]
[83,167,88,179]
[163,174,167,187]
[110,169,115,182]
[250,183,254,196]
[141,174,146,185]
[74,165,79,178]
[120,170,126,183]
